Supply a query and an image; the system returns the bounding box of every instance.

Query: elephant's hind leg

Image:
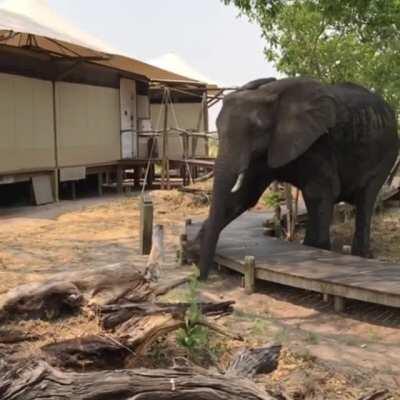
[352,159,395,257]
[302,189,334,251]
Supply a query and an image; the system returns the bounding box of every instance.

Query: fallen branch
[199,320,243,342]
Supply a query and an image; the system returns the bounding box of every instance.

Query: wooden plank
[59,167,86,182]
[186,212,400,309]
[32,175,54,205]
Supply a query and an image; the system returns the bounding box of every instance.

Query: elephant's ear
[268,79,337,169]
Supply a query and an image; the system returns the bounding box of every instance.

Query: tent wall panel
[0,73,55,174]
[56,82,120,167]
[150,103,207,160]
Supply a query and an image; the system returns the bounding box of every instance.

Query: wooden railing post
[178,234,188,266]
[140,195,153,255]
[244,256,255,294]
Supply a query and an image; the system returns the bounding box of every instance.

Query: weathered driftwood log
[0,264,189,321]
[0,360,278,400]
[226,343,282,378]
[42,335,129,370]
[0,281,83,321]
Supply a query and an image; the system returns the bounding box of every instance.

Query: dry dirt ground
[0,189,400,399]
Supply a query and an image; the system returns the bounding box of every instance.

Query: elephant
[194,77,399,280]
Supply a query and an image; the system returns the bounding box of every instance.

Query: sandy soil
[0,189,399,399]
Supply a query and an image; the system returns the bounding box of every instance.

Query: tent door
[120,78,137,159]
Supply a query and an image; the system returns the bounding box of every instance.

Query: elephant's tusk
[231,172,245,193]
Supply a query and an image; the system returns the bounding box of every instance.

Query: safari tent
[0,0,214,204]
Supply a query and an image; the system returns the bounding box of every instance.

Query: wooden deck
[186,212,400,310]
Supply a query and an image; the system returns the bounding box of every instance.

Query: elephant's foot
[351,245,373,258]
[303,238,331,251]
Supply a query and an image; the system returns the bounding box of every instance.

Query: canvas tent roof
[0,0,211,85]
[149,53,220,86]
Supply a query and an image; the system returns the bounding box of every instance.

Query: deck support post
[71,181,77,200]
[333,296,345,312]
[117,166,124,194]
[140,195,153,255]
[244,256,256,294]
[97,173,103,196]
[134,167,142,189]
[178,234,188,266]
[322,293,331,303]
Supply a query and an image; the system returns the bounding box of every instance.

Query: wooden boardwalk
[186,212,400,310]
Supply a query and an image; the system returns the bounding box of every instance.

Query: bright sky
[45,0,277,87]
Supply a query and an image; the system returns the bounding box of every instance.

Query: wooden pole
[272,182,282,238]
[116,165,124,194]
[134,167,142,189]
[202,91,210,157]
[293,188,299,239]
[334,296,345,312]
[284,183,293,241]
[140,195,153,255]
[162,89,171,189]
[161,89,168,189]
[244,256,255,294]
[71,181,77,200]
[97,173,103,196]
[52,81,59,202]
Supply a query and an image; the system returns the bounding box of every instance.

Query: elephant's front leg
[302,189,334,250]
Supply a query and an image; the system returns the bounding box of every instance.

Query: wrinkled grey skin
[193,77,399,281]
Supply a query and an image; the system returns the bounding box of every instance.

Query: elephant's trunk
[198,158,241,280]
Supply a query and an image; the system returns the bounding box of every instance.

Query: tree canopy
[223,0,400,111]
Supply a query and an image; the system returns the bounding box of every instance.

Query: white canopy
[0,0,118,53]
[0,0,210,84]
[149,53,219,86]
